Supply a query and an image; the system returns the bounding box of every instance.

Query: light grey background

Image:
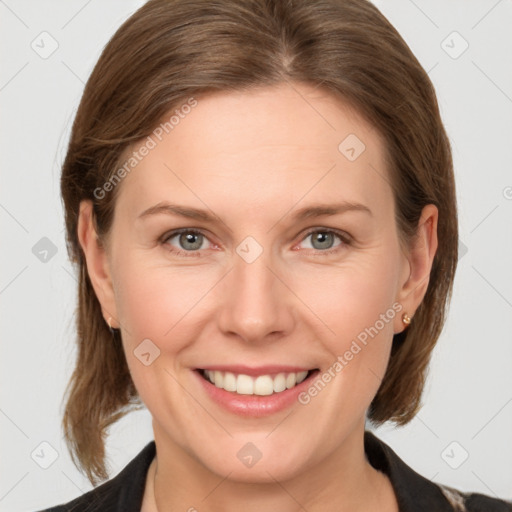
[1,1,511,510]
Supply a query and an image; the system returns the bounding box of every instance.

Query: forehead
[114,83,392,221]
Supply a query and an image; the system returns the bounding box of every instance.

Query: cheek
[113,242,400,356]
[292,253,400,342]
[290,254,400,399]
[111,260,216,422]
[113,258,219,343]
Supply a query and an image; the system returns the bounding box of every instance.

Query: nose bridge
[217,244,294,343]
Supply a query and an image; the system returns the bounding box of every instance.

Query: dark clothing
[38,431,512,511]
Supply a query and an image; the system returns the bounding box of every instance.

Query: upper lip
[196,365,317,377]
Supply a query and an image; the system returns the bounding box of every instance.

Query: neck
[142,421,396,512]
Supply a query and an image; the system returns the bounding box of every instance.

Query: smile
[193,365,321,416]
[199,369,314,396]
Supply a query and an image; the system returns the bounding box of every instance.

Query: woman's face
[85,82,435,482]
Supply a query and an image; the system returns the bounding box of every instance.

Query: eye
[297,228,351,254]
[160,227,351,258]
[161,229,213,256]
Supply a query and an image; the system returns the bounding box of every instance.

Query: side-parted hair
[61,0,458,485]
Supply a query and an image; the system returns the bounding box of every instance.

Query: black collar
[40,431,512,511]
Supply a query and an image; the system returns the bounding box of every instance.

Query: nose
[216,249,295,344]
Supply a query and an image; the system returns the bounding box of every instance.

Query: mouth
[195,368,319,396]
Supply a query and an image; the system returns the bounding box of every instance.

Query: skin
[78,82,438,511]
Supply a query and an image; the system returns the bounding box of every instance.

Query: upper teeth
[203,370,309,396]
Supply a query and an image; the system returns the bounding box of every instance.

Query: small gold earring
[402,313,412,325]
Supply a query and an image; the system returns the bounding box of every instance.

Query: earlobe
[77,200,119,328]
[395,204,439,333]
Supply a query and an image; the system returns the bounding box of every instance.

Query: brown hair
[61,0,458,485]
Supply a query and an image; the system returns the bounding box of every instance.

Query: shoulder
[364,431,512,512]
[35,440,156,512]
[438,484,512,512]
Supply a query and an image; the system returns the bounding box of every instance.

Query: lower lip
[193,369,319,417]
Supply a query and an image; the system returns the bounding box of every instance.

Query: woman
[38,0,511,510]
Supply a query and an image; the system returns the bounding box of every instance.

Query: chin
[191,434,317,484]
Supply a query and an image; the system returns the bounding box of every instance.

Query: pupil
[313,232,333,250]
[180,232,202,250]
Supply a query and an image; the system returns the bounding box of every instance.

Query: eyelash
[160,227,352,258]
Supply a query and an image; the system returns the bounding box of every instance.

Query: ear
[394,204,438,334]
[77,200,119,328]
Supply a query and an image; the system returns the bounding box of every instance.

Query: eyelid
[161,227,209,243]
[160,226,352,257]
[160,228,216,253]
[293,227,352,254]
[299,227,352,244]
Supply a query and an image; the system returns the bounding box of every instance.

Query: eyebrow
[137,201,372,224]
